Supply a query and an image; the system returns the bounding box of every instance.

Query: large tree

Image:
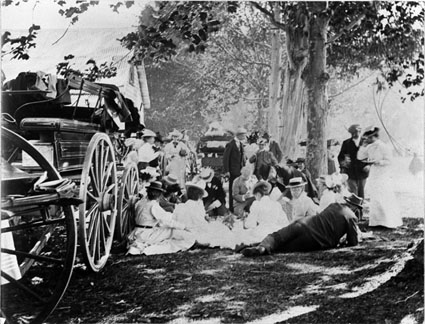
[123,1,423,179]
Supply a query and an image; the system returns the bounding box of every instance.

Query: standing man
[338,124,369,198]
[249,138,278,180]
[223,127,247,212]
[262,133,283,163]
[164,129,190,187]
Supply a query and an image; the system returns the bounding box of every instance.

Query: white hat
[169,129,182,138]
[142,129,156,138]
[235,127,247,135]
[140,166,160,178]
[199,167,214,182]
[185,179,208,198]
[286,177,307,188]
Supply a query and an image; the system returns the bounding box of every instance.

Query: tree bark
[268,3,281,140]
[304,2,330,180]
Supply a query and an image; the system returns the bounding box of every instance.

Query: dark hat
[363,126,379,137]
[343,193,363,209]
[262,132,270,140]
[348,124,361,134]
[253,180,272,195]
[295,157,305,164]
[327,139,340,148]
[146,181,164,192]
[155,132,164,144]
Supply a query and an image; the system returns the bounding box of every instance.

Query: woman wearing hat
[232,180,289,246]
[127,181,195,255]
[317,173,349,212]
[232,166,257,217]
[136,129,161,173]
[159,174,182,212]
[164,129,190,187]
[278,177,319,222]
[357,127,402,228]
[173,179,237,249]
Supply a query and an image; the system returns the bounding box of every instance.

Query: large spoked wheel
[115,163,139,242]
[1,127,77,324]
[79,133,118,272]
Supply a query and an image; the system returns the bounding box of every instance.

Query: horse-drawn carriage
[1,72,142,323]
[197,133,233,176]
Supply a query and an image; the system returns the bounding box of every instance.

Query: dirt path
[47,217,423,324]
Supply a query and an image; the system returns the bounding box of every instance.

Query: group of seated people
[127,164,364,257]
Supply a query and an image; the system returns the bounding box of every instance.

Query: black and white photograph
[1,1,424,323]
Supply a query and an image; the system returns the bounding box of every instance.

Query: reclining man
[240,193,363,257]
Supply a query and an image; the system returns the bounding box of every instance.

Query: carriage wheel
[79,133,117,272]
[1,127,77,324]
[115,162,139,241]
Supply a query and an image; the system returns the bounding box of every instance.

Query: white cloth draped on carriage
[127,198,195,255]
[357,139,402,228]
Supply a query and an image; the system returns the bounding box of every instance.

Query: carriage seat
[20,118,100,134]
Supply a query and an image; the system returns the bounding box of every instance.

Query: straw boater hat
[343,193,363,209]
[163,174,179,186]
[199,167,214,182]
[286,177,307,188]
[253,180,272,195]
[142,129,156,138]
[169,129,182,138]
[235,126,247,135]
[145,181,165,192]
[185,179,208,198]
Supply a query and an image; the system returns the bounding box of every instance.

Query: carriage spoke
[101,212,111,235]
[87,210,99,246]
[87,189,99,202]
[89,165,100,196]
[1,248,63,264]
[102,164,115,192]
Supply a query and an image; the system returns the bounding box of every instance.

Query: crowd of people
[124,123,406,257]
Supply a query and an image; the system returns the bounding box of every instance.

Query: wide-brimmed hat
[253,180,272,195]
[286,177,307,188]
[363,126,379,137]
[146,181,164,192]
[185,179,208,198]
[348,124,361,134]
[199,167,214,182]
[343,193,363,209]
[163,174,179,186]
[169,129,182,138]
[235,126,247,135]
[142,129,156,138]
[140,166,160,178]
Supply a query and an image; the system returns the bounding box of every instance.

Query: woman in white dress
[127,181,195,255]
[357,127,402,228]
[233,181,289,246]
[173,179,237,249]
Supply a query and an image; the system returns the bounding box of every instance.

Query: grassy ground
[47,216,423,324]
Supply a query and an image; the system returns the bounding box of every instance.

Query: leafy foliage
[1,24,39,60]
[56,55,117,82]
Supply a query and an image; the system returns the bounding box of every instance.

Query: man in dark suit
[223,127,247,212]
[196,167,228,216]
[338,124,369,198]
[240,194,363,256]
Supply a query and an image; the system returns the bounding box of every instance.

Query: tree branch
[329,71,376,99]
[327,14,366,45]
[250,2,286,30]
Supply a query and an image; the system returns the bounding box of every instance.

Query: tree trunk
[304,2,330,180]
[268,3,281,140]
[279,23,309,161]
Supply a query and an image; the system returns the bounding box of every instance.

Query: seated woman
[139,166,160,197]
[127,181,195,255]
[317,173,349,212]
[232,166,257,217]
[159,174,182,212]
[278,177,319,222]
[173,179,236,249]
[233,181,289,246]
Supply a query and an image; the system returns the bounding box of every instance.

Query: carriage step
[20,118,100,134]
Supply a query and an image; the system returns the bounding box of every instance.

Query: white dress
[164,141,189,187]
[127,199,195,255]
[173,200,237,249]
[278,192,319,222]
[357,140,402,228]
[232,196,289,245]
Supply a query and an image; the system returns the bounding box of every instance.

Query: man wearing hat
[240,194,363,257]
[338,124,370,198]
[293,157,319,201]
[196,168,228,217]
[262,132,283,163]
[164,129,190,187]
[223,126,247,212]
[249,138,279,181]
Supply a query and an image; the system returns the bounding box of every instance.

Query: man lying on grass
[240,193,363,257]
